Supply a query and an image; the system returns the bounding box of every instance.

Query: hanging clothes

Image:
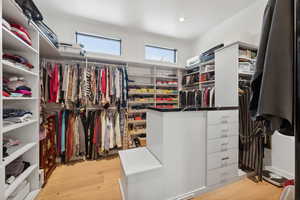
[239,86,265,181]
[250,0,293,136]
[40,60,128,163]
[41,61,128,108]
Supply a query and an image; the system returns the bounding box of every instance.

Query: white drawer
[207,149,238,170]
[207,164,238,186]
[207,136,238,154]
[207,110,238,125]
[207,123,238,140]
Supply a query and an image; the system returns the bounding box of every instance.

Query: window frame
[75,32,122,56]
[145,44,178,64]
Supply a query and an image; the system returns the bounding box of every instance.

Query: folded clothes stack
[3,76,32,97]
[3,136,21,158]
[3,109,33,125]
[3,53,34,70]
[3,17,32,46]
[156,80,177,86]
[156,97,178,103]
[6,157,31,185]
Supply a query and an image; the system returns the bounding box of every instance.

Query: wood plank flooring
[37,157,282,200]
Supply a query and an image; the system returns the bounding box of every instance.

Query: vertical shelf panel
[1,0,41,198]
[215,44,239,107]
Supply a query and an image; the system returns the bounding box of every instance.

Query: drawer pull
[221,134,228,138]
[221,129,229,132]
[221,120,228,124]
[221,143,229,146]
[221,116,230,119]
[222,157,230,161]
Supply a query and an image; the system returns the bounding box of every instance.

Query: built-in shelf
[3,120,38,133]
[239,72,254,76]
[184,71,200,76]
[128,120,146,124]
[128,83,155,87]
[2,0,30,29]
[128,93,155,95]
[3,97,38,101]
[129,130,146,136]
[183,82,200,87]
[128,74,155,78]
[239,56,255,63]
[128,110,148,114]
[156,101,178,104]
[156,85,178,88]
[2,27,38,54]
[156,93,178,96]
[201,70,215,74]
[128,101,155,105]
[2,60,38,77]
[3,143,37,166]
[200,80,215,84]
[201,59,215,66]
[156,76,178,80]
[5,165,38,199]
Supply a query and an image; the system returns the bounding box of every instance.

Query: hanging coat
[250,0,294,136]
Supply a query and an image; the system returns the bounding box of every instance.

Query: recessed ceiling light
[179,17,185,22]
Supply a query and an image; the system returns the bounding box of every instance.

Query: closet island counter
[119,107,240,200]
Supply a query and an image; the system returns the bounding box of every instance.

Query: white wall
[192,0,268,55]
[271,132,295,178]
[43,14,192,68]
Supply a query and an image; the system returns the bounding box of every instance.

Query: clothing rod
[42,58,126,67]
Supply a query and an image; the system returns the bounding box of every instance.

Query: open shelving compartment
[127,63,182,148]
[0,0,47,199]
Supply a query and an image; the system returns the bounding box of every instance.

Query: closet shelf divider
[2,60,39,77]
[3,120,38,133]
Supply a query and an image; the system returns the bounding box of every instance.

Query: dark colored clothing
[250,0,294,136]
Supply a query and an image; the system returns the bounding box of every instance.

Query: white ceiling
[35,0,257,40]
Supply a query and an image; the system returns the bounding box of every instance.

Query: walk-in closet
[0,0,297,199]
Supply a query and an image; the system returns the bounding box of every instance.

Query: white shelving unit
[1,0,44,199]
[214,41,257,107]
[127,64,182,148]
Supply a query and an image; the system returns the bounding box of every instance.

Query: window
[76,32,121,56]
[145,45,177,64]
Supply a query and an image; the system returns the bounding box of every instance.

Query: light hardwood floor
[37,157,282,200]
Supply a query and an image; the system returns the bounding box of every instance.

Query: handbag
[15,0,43,21]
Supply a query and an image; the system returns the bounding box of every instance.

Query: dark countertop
[147,107,238,112]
